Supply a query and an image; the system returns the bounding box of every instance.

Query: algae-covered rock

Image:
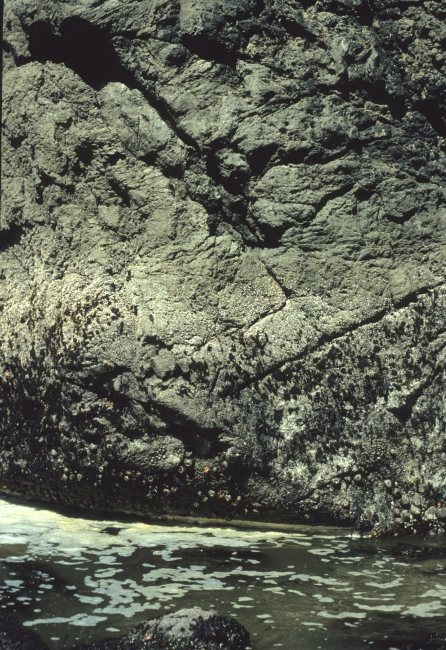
[1,0,446,535]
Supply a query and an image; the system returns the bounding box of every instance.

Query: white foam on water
[23,614,108,627]
[318,611,367,620]
[401,600,446,617]
[354,604,402,612]
[355,596,395,602]
[365,578,403,589]
[1,496,445,650]
[75,595,104,605]
[313,595,334,603]
[308,549,336,556]
[418,585,446,599]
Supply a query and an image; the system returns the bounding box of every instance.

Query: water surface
[0,496,445,649]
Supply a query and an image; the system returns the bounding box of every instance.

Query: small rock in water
[77,608,250,650]
[0,609,251,650]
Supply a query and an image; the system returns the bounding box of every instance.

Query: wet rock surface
[1,0,446,535]
[0,609,251,650]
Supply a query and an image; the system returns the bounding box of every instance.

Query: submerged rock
[0,611,49,650]
[1,0,446,535]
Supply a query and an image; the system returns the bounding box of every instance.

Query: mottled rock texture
[1,0,446,535]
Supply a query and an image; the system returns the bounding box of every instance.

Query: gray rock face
[1,0,446,535]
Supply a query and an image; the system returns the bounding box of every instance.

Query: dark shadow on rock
[27,17,125,90]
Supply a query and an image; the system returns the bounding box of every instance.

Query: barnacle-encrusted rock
[1,0,446,535]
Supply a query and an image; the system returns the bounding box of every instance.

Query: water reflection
[0,496,445,649]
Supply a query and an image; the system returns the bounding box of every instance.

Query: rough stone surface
[1,0,446,535]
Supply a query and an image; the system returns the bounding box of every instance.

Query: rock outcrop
[1,0,446,535]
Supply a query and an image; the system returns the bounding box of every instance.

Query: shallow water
[0,496,445,649]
